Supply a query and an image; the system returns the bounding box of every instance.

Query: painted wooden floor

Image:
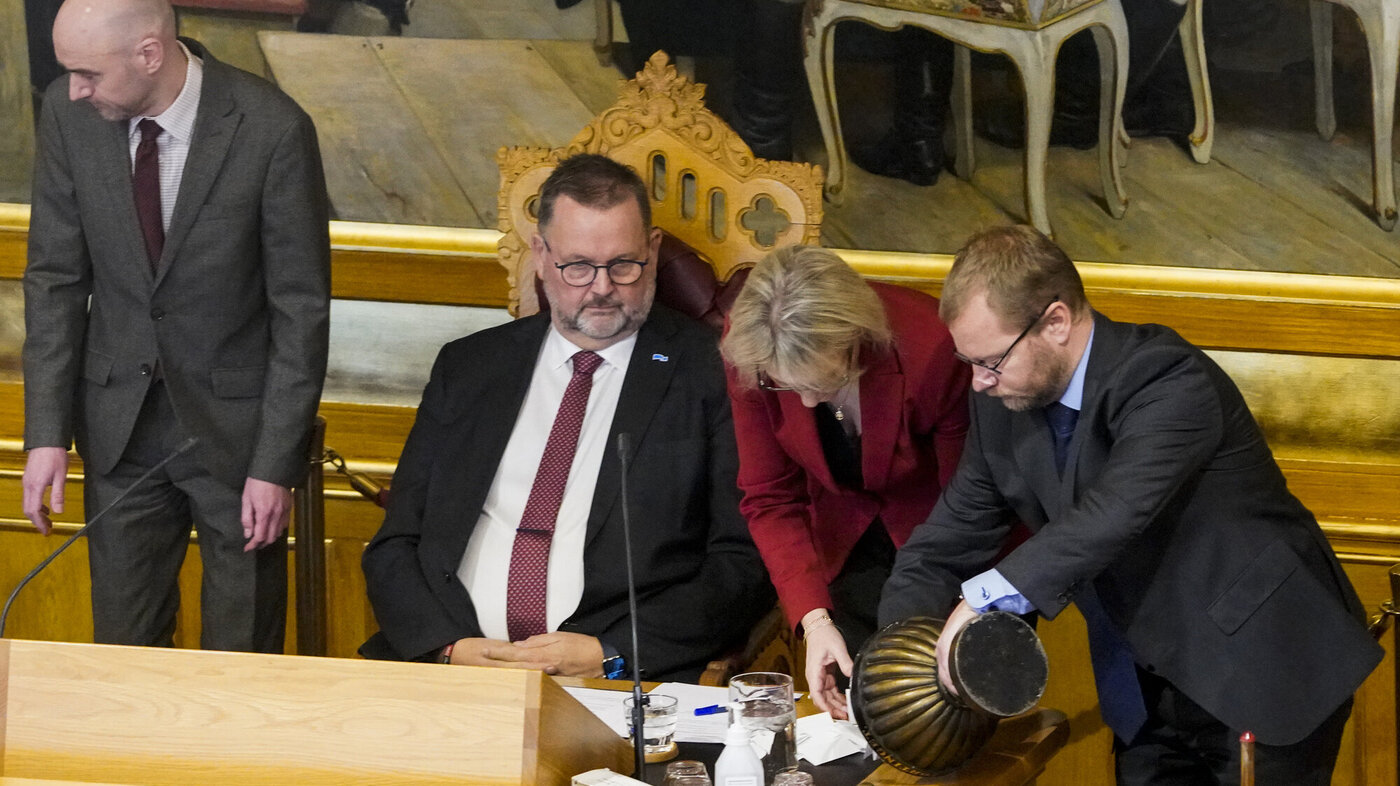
[2,0,1395,277]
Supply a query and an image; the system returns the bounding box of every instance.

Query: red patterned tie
[133,118,164,268]
[506,350,604,641]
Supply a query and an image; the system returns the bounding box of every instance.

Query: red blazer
[726,283,971,630]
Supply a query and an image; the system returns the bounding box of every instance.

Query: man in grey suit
[881,225,1381,783]
[21,0,330,653]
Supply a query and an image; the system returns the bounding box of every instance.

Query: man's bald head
[55,0,175,56]
[53,0,185,120]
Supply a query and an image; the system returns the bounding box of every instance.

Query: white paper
[563,682,810,747]
[563,683,731,743]
[794,712,873,766]
[562,686,632,737]
[653,681,731,743]
[572,769,648,786]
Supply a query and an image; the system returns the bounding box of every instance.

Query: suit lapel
[585,309,682,546]
[1012,406,1061,512]
[858,346,902,491]
[1064,312,1123,494]
[158,47,240,284]
[96,117,155,284]
[775,395,836,490]
[437,317,548,562]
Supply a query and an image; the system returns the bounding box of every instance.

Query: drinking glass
[729,672,798,781]
[624,694,679,757]
[663,760,712,786]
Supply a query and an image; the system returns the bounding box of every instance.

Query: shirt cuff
[961,569,1037,615]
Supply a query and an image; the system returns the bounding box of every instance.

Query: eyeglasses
[953,297,1059,375]
[542,237,648,287]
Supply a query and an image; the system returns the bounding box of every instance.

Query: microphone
[1,436,199,638]
[616,432,647,780]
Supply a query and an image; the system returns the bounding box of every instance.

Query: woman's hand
[802,608,854,720]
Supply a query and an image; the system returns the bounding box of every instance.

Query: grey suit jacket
[23,39,330,489]
[882,312,1381,745]
[360,306,773,681]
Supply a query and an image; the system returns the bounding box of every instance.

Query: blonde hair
[940,225,1088,328]
[722,245,892,389]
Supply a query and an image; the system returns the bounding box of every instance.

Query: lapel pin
[651,353,669,362]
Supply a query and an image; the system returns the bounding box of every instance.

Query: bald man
[21,0,330,652]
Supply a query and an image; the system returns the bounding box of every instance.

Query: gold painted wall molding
[5,202,1394,309]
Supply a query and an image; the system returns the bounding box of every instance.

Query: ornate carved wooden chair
[495,51,823,686]
[497,51,824,320]
[1310,0,1398,230]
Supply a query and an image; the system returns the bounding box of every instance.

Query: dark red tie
[506,350,604,641]
[133,118,164,268]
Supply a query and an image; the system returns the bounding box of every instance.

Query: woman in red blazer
[721,245,971,718]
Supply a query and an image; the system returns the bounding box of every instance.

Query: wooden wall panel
[1336,562,1398,786]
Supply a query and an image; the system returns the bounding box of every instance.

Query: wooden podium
[0,639,633,784]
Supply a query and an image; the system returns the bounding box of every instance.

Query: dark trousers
[85,381,287,653]
[1113,668,1352,785]
[828,520,897,657]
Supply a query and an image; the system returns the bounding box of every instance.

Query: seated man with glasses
[360,154,772,681]
[882,225,1381,784]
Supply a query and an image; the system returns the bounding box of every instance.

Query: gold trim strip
[5,203,1398,306]
[328,220,500,257]
[0,519,310,548]
[1321,521,1400,542]
[1334,552,1400,566]
[0,203,29,228]
[833,248,1400,307]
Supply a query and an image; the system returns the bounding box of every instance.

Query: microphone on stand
[616,432,647,780]
[1,436,199,638]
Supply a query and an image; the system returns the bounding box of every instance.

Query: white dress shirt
[458,327,637,641]
[128,41,202,234]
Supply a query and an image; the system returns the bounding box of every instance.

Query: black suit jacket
[23,39,330,488]
[361,305,772,681]
[882,313,1381,745]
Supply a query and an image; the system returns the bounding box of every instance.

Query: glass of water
[663,760,711,786]
[729,672,798,781]
[624,694,680,758]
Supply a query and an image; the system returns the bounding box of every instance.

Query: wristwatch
[601,642,627,679]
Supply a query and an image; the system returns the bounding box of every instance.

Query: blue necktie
[1043,402,1148,742]
[1044,401,1076,475]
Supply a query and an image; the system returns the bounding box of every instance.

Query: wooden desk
[258,34,623,228]
[557,678,1068,786]
[0,639,631,785]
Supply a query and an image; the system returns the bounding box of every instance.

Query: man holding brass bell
[881,225,1381,784]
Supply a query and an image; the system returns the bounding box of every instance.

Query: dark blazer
[882,312,1381,746]
[361,305,773,682]
[23,40,331,489]
[727,284,970,630]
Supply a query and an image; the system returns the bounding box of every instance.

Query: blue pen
[694,704,726,716]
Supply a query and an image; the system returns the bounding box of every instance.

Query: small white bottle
[714,722,764,786]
